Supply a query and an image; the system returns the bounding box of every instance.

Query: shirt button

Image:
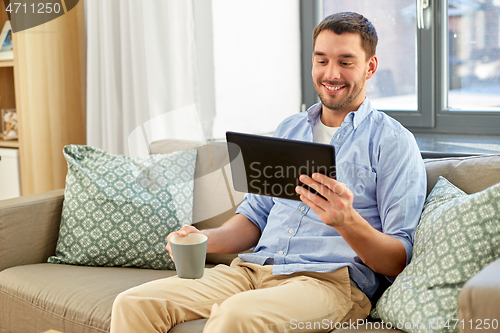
[279,251,284,255]
[288,228,293,234]
[300,206,305,211]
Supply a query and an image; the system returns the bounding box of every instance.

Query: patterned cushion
[372,176,500,333]
[48,145,197,270]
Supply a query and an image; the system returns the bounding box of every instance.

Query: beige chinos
[110,258,371,333]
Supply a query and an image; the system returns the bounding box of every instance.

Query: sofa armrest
[0,189,64,271]
[458,258,500,333]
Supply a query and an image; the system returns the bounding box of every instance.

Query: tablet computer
[226,131,336,201]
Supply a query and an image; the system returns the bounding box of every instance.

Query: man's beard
[315,80,364,111]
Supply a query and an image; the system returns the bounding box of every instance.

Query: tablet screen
[226,131,336,201]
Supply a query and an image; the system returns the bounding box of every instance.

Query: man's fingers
[295,185,328,212]
[298,174,331,200]
[166,225,201,261]
[311,173,346,196]
[176,225,200,237]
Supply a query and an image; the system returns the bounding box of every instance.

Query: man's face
[312,30,377,114]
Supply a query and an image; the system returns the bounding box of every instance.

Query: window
[448,0,500,111]
[301,0,500,135]
[210,0,302,139]
[324,0,418,112]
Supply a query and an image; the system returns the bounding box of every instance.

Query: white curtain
[85,0,301,153]
[85,0,204,156]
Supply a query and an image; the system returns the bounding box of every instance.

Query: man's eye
[342,62,353,66]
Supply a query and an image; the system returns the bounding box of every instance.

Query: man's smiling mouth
[323,83,346,92]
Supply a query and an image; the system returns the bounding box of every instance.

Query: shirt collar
[306,97,374,130]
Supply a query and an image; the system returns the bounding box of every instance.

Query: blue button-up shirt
[236,98,427,298]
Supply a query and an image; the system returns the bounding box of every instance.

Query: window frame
[300,0,500,135]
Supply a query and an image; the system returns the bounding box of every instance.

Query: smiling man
[110,12,426,333]
[312,29,377,126]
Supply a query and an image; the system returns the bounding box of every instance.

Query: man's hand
[295,173,357,230]
[166,215,261,262]
[166,225,203,262]
[296,172,407,278]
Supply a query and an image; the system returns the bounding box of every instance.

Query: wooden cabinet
[0,1,86,196]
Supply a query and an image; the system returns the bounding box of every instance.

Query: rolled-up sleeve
[376,130,427,265]
[235,193,275,232]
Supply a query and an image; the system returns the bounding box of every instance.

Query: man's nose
[324,63,341,80]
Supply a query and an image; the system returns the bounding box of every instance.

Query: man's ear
[366,55,378,80]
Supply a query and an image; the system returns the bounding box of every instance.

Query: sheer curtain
[85,0,301,154]
[85,0,205,156]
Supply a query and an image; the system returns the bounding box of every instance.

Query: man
[111,12,426,333]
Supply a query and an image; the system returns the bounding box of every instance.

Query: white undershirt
[313,117,340,144]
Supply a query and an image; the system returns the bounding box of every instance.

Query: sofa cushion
[48,145,197,270]
[373,176,500,333]
[458,258,500,331]
[0,263,177,333]
[150,140,246,265]
[169,319,405,333]
[424,154,500,196]
[0,189,64,272]
[169,319,209,333]
[149,140,245,224]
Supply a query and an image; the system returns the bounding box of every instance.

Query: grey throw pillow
[48,145,197,270]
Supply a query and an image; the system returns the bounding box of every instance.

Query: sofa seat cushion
[0,262,402,333]
[0,263,177,333]
[169,319,208,333]
[170,319,405,333]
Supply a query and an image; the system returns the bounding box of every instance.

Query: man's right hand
[165,225,203,262]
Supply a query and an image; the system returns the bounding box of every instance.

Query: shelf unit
[0,139,18,148]
[0,60,14,67]
[0,9,18,149]
[0,1,86,196]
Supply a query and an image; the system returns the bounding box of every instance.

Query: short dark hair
[313,12,378,59]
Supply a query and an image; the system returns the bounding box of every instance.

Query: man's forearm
[335,210,407,279]
[296,174,408,279]
[201,214,261,254]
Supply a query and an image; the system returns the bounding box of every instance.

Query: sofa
[1,139,500,333]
